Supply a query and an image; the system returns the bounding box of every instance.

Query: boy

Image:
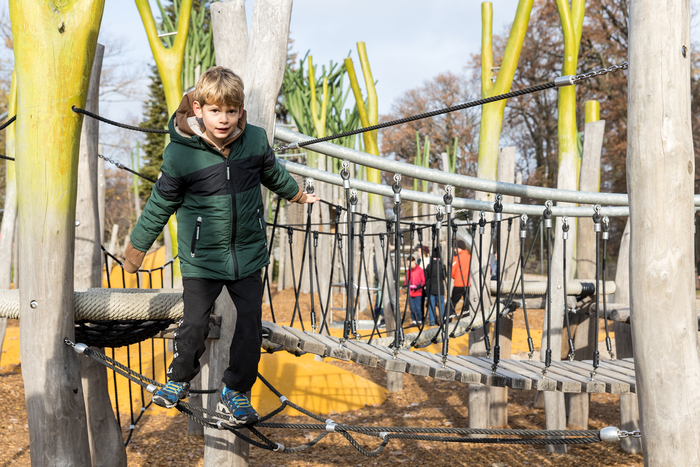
[124,66,318,425]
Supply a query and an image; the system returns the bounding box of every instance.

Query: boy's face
[193,101,243,149]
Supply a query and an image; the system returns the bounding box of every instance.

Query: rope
[72,106,168,134]
[66,339,609,456]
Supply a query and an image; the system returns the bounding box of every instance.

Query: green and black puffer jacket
[130,93,301,280]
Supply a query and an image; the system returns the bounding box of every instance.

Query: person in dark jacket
[424,247,447,326]
[124,66,318,424]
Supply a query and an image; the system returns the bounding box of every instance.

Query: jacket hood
[170,91,247,150]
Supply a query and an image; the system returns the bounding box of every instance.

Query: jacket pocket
[190,217,202,257]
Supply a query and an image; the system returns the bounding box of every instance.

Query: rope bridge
[63,338,635,456]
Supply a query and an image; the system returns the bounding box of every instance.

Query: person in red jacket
[404,255,425,326]
[451,239,472,316]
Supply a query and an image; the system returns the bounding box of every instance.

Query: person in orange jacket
[450,239,472,316]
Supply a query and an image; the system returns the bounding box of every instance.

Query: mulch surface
[0,287,643,466]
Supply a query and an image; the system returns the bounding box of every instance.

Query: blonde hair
[193,66,245,109]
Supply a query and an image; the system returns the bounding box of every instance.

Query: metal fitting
[73,343,88,354]
[562,217,569,239]
[305,178,315,194]
[554,75,575,87]
[520,214,528,238]
[599,426,621,443]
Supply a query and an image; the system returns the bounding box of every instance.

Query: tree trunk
[612,220,641,453]
[490,146,518,428]
[628,1,700,463]
[10,1,105,465]
[74,44,127,467]
[0,72,17,355]
[208,1,293,464]
[567,119,605,431]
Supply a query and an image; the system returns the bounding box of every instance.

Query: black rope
[543,204,553,371]
[0,154,13,161]
[262,197,283,323]
[593,210,602,373]
[274,82,556,153]
[72,106,169,134]
[562,219,576,361]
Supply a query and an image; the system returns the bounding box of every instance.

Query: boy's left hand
[303,192,320,204]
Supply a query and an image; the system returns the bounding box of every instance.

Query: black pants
[168,273,263,392]
[450,286,467,313]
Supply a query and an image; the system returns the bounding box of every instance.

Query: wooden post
[0,72,16,355]
[10,1,105,464]
[490,146,517,428]
[613,220,642,454]
[566,118,605,430]
[628,0,700,463]
[468,329,490,431]
[209,1,293,463]
[74,44,127,467]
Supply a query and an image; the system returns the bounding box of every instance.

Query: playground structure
[0,0,698,466]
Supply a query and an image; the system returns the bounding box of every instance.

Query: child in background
[404,255,425,326]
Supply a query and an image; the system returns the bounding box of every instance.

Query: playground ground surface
[0,287,642,466]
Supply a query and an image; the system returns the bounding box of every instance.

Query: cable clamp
[562,217,569,239]
[274,443,284,452]
[325,420,337,432]
[378,431,389,440]
[543,200,553,228]
[554,75,576,87]
[602,216,610,240]
[494,194,503,221]
[279,395,288,404]
[146,384,158,394]
[288,142,300,150]
[520,214,528,238]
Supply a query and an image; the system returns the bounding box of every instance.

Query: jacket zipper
[190,217,202,257]
[225,157,239,278]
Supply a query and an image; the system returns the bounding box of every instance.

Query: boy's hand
[303,192,320,204]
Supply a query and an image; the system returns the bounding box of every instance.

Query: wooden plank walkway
[261,320,638,395]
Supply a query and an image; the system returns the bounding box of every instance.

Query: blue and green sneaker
[152,381,189,408]
[218,387,259,425]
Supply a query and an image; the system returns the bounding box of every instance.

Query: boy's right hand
[124,241,147,274]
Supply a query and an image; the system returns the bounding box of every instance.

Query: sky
[0,0,698,163]
[95,0,521,124]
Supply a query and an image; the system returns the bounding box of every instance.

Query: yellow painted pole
[308,56,328,171]
[135,0,193,283]
[585,100,600,123]
[555,0,585,189]
[10,1,104,463]
[345,42,381,215]
[477,0,534,202]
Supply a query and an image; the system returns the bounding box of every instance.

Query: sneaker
[218,387,259,425]
[152,381,189,408]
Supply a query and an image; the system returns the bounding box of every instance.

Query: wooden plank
[304,331,353,361]
[596,359,637,378]
[263,321,299,350]
[393,350,432,377]
[543,360,620,394]
[406,350,457,381]
[454,355,508,387]
[468,357,532,390]
[366,344,422,375]
[496,359,558,392]
[571,359,637,392]
[562,360,632,394]
[324,336,378,367]
[283,328,326,356]
[514,360,582,393]
[518,359,603,393]
[353,343,407,373]
[419,353,483,384]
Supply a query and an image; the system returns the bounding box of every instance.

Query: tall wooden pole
[10,1,105,465]
[628,0,700,464]
[75,44,127,467]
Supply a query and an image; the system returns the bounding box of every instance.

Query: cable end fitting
[379,431,389,440]
[599,426,621,443]
[325,420,337,432]
[274,443,285,452]
[554,75,576,87]
[279,395,289,404]
[73,343,88,354]
[146,384,158,394]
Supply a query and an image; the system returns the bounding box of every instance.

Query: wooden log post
[10,1,105,464]
[613,219,642,454]
[0,72,17,355]
[490,146,517,428]
[628,0,700,463]
[567,117,605,431]
[74,44,127,467]
[208,1,292,464]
